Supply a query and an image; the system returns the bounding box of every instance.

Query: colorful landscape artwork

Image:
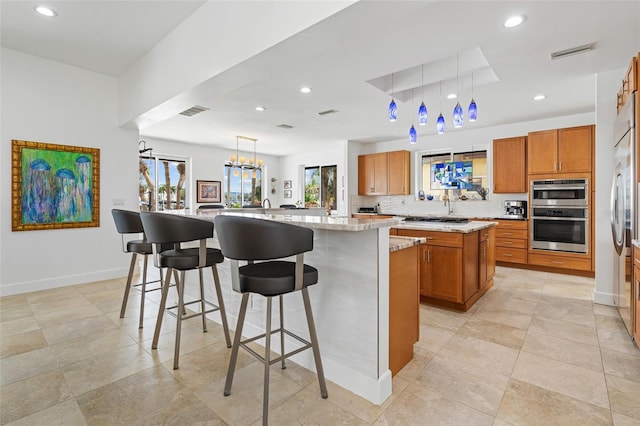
[12,140,100,231]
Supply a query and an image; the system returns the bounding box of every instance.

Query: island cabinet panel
[495,219,528,265]
[634,245,640,343]
[527,125,593,175]
[493,136,527,193]
[358,150,410,195]
[389,244,419,376]
[396,228,490,311]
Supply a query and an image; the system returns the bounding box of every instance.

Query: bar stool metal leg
[212,265,232,348]
[302,288,328,398]
[279,295,286,369]
[224,293,250,396]
[263,297,273,426]
[173,270,187,370]
[198,268,207,332]
[120,253,138,319]
[152,268,173,350]
[138,255,148,329]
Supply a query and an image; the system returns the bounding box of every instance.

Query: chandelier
[227,135,263,178]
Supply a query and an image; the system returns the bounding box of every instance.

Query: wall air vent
[179,105,210,116]
[318,109,338,116]
[277,124,294,129]
[550,43,595,60]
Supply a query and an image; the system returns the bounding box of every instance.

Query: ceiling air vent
[179,105,209,117]
[550,43,595,60]
[318,109,338,116]
[277,124,294,129]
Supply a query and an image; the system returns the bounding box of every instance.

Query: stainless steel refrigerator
[611,91,637,336]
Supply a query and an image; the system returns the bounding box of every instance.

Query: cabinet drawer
[528,253,591,270]
[496,238,527,249]
[495,220,528,230]
[496,247,527,264]
[634,245,640,269]
[396,229,463,248]
[495,229,527,240]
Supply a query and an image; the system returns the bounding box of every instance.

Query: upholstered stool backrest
[214,216,313,261]
[141,212,213,244]
[112,209,144,234]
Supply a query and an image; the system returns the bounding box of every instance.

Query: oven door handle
[531,216,587,221]
[532,185,586,190]
[610,170,624,256]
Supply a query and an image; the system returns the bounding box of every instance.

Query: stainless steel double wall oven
[530,179,589,253]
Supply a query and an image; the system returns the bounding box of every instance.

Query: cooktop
[403,216,469,223]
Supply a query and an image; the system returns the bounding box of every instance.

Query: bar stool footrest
[239,327,312,366]
[164,299,222,321]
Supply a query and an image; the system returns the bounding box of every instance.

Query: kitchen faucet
[444,197,453,215]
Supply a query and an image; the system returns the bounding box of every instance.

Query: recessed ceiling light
[34,6,58,17]
[300,87,312,94]
[255,106,265,111]
[447,93,457,100]
[504,15,525,28]
[533,94,546,101]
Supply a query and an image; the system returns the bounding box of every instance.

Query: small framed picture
[196,180,221,203]
[284,190,292,199]
[284,180,292,189]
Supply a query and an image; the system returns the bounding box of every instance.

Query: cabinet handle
[552,260,564,265]
[503,232,513,236]
[503,241,513,245]
[423,250,427,262]
[427,250,431,263]
[502,253,513,257]
[559,161,562,171]
[637,279,639,301]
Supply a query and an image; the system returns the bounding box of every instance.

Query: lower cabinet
[634,245,640,344]
[495,219,528,264]
[396,227,495,311]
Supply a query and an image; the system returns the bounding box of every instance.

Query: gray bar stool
[140,212,232,369]
[214,215,328,425]
[111,209,174,329]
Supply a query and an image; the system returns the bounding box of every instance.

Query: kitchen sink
[403,216,469,223]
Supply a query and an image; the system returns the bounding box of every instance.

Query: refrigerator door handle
[611,171,624,256]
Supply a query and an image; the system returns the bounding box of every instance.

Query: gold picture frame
[12,139,100,231]
[196,180,221,203]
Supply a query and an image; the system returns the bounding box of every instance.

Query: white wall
[0,48,139,296]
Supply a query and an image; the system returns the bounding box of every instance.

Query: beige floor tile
[535,298,596,328]
[0,370,73,424]
[420,305,470,332]
[528,313,599,346]
[541,280,594,301]
[601,348,640,382]
[414,323,454,353]
[50,328,137,367]
[1,347,58,386]
[264,384,367,425]
[521,331,603,372]
[594,302,620,318]
[61,344,158,395]
[497,278,545,294]
[612,411,640,425]
[0,329,48,359]
[438,334,519,377]
[511,351,609,409]
[374,382,494,425]
[4,398,87,426]
[0,296,32,323]
[496,378,611,425]
[0,316,40,338]
[105,298,162,327]
[26,290,92,315]
[41,314,117,346]
[121,313,177,343]
[140,322,224,365]
[415,354,510,416]
[76,365,222,425]
[33,304,103,328]
[395,346,436,382]
[456,316,526,350]
[471,306,533,331]
[596,315,640,356]
[607,374,640,420]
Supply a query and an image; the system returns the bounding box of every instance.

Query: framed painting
[12,140,100,231]
[284,180,292,189]
[284,189,292,199]
[197,180,221,203]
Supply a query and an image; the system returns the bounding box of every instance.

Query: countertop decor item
[477,187,489,200]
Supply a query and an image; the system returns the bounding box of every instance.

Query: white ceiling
[2,1,639,156]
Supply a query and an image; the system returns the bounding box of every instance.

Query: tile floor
[1,266,639,425]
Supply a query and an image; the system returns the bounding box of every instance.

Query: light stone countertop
[633,240,640,249]
[393,220,498,233]
[389,236,426,252]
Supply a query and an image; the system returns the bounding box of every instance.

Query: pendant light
[388,73,397,121]
[409,88,417,144]
[468,71,478,121]
[418,65,428,125]
[437,81,445,134]
[452,53,463,128]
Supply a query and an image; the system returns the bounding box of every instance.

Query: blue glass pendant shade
[453,102,463,128]
[436,113,445,134]
[418,102,428,125]
[468,98,477,121]
[409,125,417,144]
[388,99,397,122]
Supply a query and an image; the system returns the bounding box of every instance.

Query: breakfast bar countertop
[393,220,498,233]
[389,236,426,252]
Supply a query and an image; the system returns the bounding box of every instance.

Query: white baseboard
[594,290,615,306]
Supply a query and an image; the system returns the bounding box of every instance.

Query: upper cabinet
[617,54,637,114]
[358,150,410,196]
[527,125,593,175]
[493,136,527,193]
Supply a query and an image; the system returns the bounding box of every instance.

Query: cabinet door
[479,240,487,290]
[478,228,496,290]
[388,150,410,195]
[357,154,373,195]
[373,152,388,195]
[634,266,640,344]
[493,137,527,193]
[423,244,463,302]
[527,130,558,174]
[558,126,592,173]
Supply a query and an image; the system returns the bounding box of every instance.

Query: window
[304,165,337,209]
[224,165,263,207]
[139,155,189,211]
[420,148,487,198]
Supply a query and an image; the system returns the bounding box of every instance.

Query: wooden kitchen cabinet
[527,125,593,175]
[493,136,527,193]
[617,54,637,114]
[395,228,492,311]
[495,219,528,264]
[479,227,496,290]
[633,245,640,343]
[358,150,410,195]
